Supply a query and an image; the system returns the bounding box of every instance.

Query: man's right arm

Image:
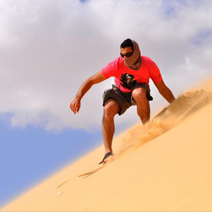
[70,70,106,114]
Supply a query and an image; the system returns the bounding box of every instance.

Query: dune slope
[1,78,212,212]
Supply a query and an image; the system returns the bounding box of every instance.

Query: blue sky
[0,0,212,208]
[0,120,102,206]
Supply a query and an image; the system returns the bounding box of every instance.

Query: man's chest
[115,65,150,82]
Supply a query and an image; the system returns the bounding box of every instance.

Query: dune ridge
[1,77,212,211]
[115,89,212,158]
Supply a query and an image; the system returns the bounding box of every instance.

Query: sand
[1,76,212,211]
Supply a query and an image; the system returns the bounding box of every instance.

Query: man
[70,39,175,164]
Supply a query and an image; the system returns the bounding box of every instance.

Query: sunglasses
[120,52,133,58]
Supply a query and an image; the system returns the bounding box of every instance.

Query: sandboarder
[70,39,175,164]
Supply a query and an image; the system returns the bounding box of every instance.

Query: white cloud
[0,0,212,131]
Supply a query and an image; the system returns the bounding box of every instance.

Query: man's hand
[70,71,106,115]
[70,97,81,114]
[155,80,175,104]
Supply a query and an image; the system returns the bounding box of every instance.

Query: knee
[103,100,119,120]
[132,87,147,102]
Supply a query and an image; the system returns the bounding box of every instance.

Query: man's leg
[132,87,150,124]
[102,98,120,154]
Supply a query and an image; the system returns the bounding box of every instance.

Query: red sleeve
[101,58,119,79]
[149,60,163,84]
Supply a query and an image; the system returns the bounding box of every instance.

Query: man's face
[120,47,133,59]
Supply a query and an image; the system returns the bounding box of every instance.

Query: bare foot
[103,154,114,163]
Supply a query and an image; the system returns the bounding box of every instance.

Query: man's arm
[154,80,175,104]
[70,70,106,114]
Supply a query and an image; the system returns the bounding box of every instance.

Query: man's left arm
[154,80,176,104]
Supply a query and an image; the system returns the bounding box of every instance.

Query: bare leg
[102,99,120,154]
[132,87,150,124]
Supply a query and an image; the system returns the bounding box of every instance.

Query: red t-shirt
[102,56,162,93]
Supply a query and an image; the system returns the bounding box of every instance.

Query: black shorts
[103,83,153,115]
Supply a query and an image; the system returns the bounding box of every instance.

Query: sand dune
[1,76,212,211]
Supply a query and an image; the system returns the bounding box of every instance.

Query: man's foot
[99,152,113,164]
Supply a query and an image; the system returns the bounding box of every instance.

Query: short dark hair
[120,38,134,50]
